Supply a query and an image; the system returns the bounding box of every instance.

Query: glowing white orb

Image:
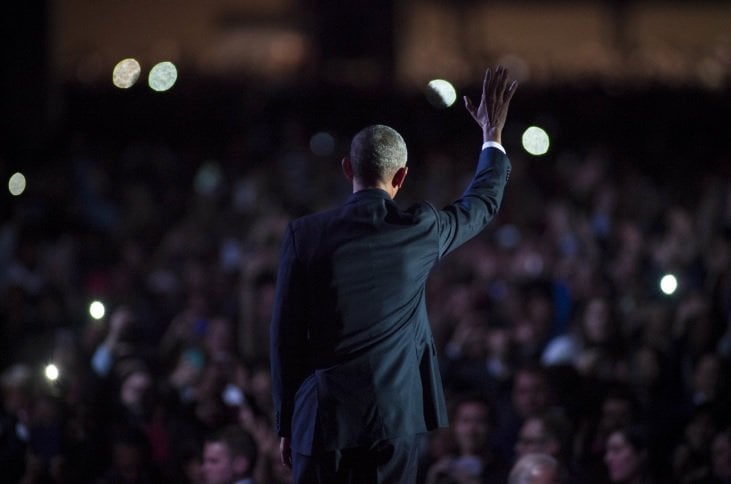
[660,274,678,295]
[426,79,457,108]
[310,132,335,157]
[522,126,550,156]
[148,61,178,92]
[112,58,141,89]
[9,172,26,196]
[45,364,60,381]
[89,300,106,320]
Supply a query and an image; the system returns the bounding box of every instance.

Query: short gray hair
[349,125,407,186]
[508,453,559,484]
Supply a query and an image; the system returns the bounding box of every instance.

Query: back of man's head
[509,453,560,484]
[349,125,407,186]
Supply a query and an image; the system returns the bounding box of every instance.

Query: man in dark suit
[270,66,518,483]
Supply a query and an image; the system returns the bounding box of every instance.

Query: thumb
[463,96,476,117]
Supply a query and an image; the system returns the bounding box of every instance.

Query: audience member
[203,425,258,484]
[508,453,560,484]
[604,425,657,484]
[424,395,508,484]
[494,365,554,463]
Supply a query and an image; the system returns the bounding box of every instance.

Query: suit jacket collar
[346,188,392,205]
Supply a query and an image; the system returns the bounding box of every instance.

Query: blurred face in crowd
[250,365,272,410]
[582,297,611,344]
[205,318,235,360]
[711,431,731,479]
[203,441,246,484]
[120,369,153,415]
[453,401,491,455]
[112,441,143,483]
[631,347,660,389]
[510,454,561,484]
[599,397,632,434]
[525,291,553,342]
[516,417,558,458]
[1,365,33,416]
[684,410,715,451]
[183,455,204,484]
[512,371,549,419]
[529,466,561,484]
[604,430,644,483]
[692,353,720,399]
[2,383,31,416]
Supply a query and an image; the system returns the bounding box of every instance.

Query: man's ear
[342,157,354,181]
[392,166,408,189]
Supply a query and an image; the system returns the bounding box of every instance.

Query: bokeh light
[194,161,223,196]
[310,131,336,157]
[112,58,141,89]
[522,126,550,156]
[660,274,678,295]
[148,61,178,92]
[426,79,457,108]
[496,224,521,249]
[8,172,27,196]
[89,300,106,320]
[45,363,60,382]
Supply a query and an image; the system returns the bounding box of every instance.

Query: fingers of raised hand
[464,96,483,125]
[495,66,507,92]
[494,66,510,99]
[482,67,491,100]
[463,95,475,116]
[505,80,518,103]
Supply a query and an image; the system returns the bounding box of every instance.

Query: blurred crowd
[1,84,731,484]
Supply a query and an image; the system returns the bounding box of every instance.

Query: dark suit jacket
[270,147,511,455]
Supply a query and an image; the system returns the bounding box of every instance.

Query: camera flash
[45,364,60,381]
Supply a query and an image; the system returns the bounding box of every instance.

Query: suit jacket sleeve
[433,147,511,258]
[270,222,308,438]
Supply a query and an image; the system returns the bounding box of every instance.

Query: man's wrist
[482,141,506,154]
